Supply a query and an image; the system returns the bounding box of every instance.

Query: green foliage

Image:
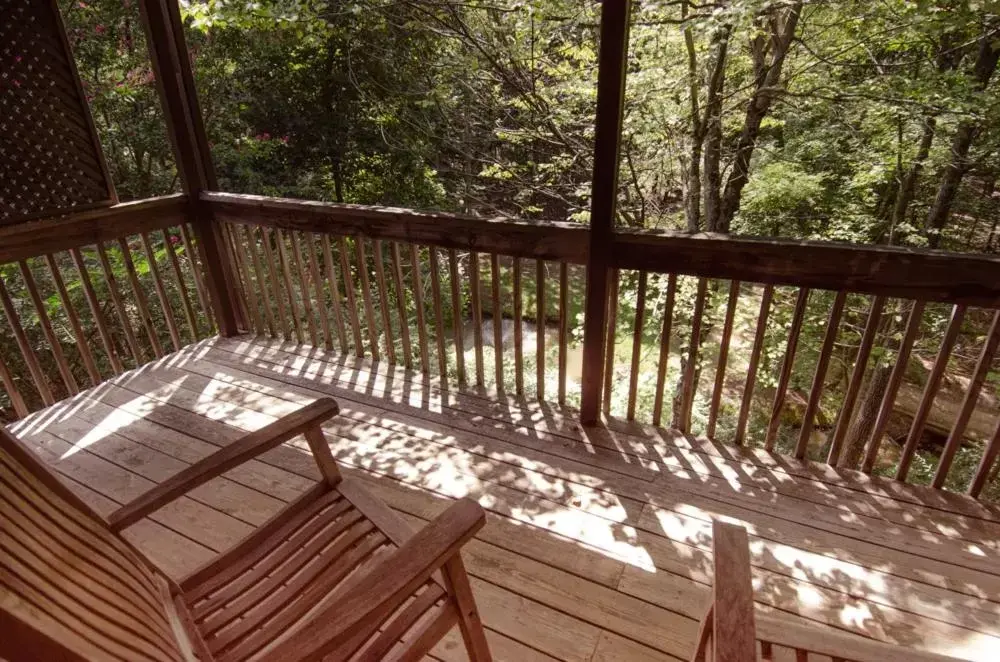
[6,0,994,500]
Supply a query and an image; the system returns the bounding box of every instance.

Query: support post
[579,0,632,425]
[140,0,240,336]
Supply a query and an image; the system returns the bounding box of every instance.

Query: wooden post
[139,0,239,336]
[579,0,632,425]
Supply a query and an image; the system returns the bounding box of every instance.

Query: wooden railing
[209,192,588,404]
[603,232,1000,497]
[1,190,999,503]
[0,195,216,417]
[205,191,1000,503]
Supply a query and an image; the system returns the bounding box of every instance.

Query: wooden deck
[8,335,1000,662]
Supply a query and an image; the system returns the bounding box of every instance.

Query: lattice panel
[0,0,114,224]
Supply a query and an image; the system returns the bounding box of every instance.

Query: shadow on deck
[7,335,1000,662]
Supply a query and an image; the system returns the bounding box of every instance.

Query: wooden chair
[692,520,959,662]
[0,397,493,662]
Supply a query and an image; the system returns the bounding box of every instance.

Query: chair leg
[442,555,492,662]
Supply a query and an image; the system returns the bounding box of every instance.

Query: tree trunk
[837,363,892,470]
[889,116,937,243]
[682,0,703,232]
[702,23,730,232]
[717,2,802,231]
[926,29,1000,247]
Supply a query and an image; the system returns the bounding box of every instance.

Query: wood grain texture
[652,273,677,427]
[613,229,1000,307]
[795,291,847,458]
[861,301,926,475]
[108,399,340,530]
[710,521,756,662]
[735,284,773,444]
[827,296,886,465]
[18,260,79,395]
[896,305,966,480]
[0,195,185,263]
[45,253,102,385]
[0,274,55,406]
[933,310,1000,488]
[205,192,588,264]
[707,281,740,439]
[11,334,1000,662]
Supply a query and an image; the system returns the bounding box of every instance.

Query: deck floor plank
[8,335,1000,662]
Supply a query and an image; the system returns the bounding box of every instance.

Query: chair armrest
[266,498,485,661]
[108,398,339,531]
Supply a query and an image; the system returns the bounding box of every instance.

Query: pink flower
[255,132,271,141]
[95,24,105,34]
[169,234,180,245]
[78,1,87,7]
[15,55,22,63]
[280,135,289,144]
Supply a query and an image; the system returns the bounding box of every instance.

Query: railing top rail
[615,229,1000,307]
[202,191,590,264]
[205,190,1000,307]
[0,194,189,264]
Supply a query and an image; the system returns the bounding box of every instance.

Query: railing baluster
[276,230,305,344]
[490,253,504,393]
[735,284,773,445]
[339,237,364,355]
[470,251,484,386]
[428,246,447,379]
[390,242,412,369]
[229,225,262,335]
[179,224,215,331]
[827,295,887,464]
[260,227,291,341]
[0,277,55,406]
[513,257,524,398]
[764,287,810,450]
[794,291,846,459]
[304,233,332,350]
[46,254,101,386]
[242,225,277,337]
[72,246,125,373]
[448,249,465,384]
[933,309,1000,489]
[679,278,709,432]
[0,350,28,418]
[162,229,200,342]
[223,224,251,333]
[290,231,319,346]
[707,281,741,439]
[321,235,349,354]
[117,238,164,359]
[558,262,569,405]
[970,420,1000,498]
[355,238,380,361]
[96,242,144,364]
[626,271,647,421]
[409,244,430,373]
[536,260,546,401]
[374,240,396,364]
[861,301,925,474]
[652,273,677,427]
[602,269,619,415]
[18,260,78,395]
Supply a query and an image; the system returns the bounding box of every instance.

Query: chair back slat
[1,429,188,662]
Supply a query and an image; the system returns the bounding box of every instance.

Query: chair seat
[180,486,449,662]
